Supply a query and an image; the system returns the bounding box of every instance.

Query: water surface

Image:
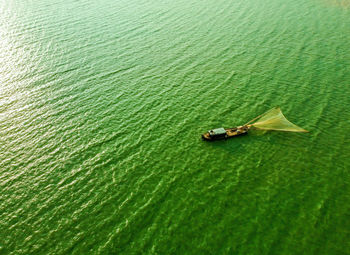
[1,0,350,254]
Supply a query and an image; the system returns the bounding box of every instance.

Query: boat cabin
[208,128,227,138]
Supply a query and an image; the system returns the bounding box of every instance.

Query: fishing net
[249,107,308,132]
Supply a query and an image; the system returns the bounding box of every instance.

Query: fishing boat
[201,107,308,141]
[201,126,249,141]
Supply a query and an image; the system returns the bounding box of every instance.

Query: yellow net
[247,107,308,132]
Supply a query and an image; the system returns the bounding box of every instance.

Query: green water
[1,0,350,254]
